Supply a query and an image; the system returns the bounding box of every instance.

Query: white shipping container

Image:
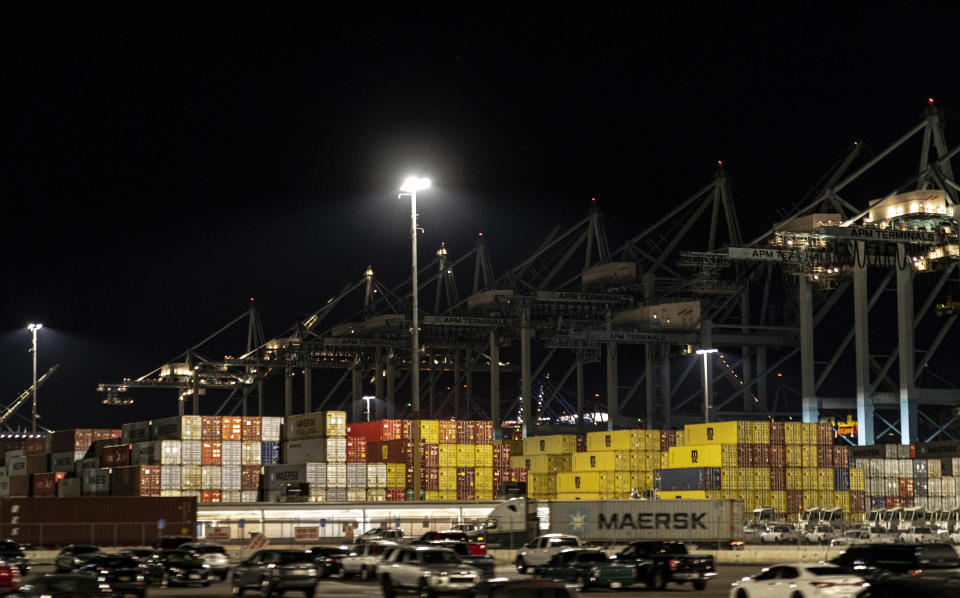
[57,477,82,498]
[202,465,222,490]
[306,463,326,487]
[347,488,367,501]
[929,459,941,478]
[161,489,182,497]
[241,490,259,503]
[898,459,912,477]
[121,421,151,444]
[346,462,367,488]
[151,415,202,441]
[885,478,899,496]
[221,490,242,503]
[181,441,202,465]
[367,488,386,502]
[283,439,327,464]
[181,490,200,499]
[5,457,26,476]
[5,450,23,459]
[308,489,326,502]
[326,463,346,488]
[222,465,242,490]
[326,437,347,463]
[883,460,899,477]
[222,441,242,466]
[182,465,202,490]
[51,451,87,473]
[76,457,100,477]
[326,488,347,501]
[133,440,182,465]
[161,465,182,491]
[929,477,941,497]
[264,464,307,490]
[82,468,111,494]
[367,463,387,488]
[241,441,261,465]
[261,417,283,442]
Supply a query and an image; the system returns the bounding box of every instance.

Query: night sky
[4,4,960,430]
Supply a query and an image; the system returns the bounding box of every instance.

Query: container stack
[853,441,960,512]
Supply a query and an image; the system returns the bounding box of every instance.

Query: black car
[306,546,348,578]
[76,555,149,598]
[231,550,319,598]
[855,575,960,597]
[471,579,573,598]
[7,574,113,598]
[157,536,193,551]
[144,550,212,586]
[0,541,29,576]
[830,543,960,581]
[426,542,495,580]
[55,546,103,574]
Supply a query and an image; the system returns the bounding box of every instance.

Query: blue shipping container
[869,496,886,510]
[913,460,928,478]
[833,468,850,491]
[654,467,721,491]
[261,441,281,465]
[914,478,928,497]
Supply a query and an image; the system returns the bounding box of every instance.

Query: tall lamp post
[399,175,431,417]
[362,395,375,422]
[27,323,42,434]
[696,348,718,423]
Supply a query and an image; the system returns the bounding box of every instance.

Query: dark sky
[3,4,960,430]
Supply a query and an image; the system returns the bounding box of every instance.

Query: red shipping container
[786,489,804,514]
[456,421,475,444]
[101,444,131,468]
[817,446,834,468]
[850,490,866,513]
[221,416,243,441]
[816,422,833,446]
[770,467,786,491]
[475,421,494,444]
[736,445,750,467]
[111,466,161,497]
[92,429,122,442]
[201,441,222,465]
[201,416,222,441]
[23,437,46,456]
[51,429,96,453]
[241,417,262,442]
[381,420,405,442]
[492,444,511,469]
[899,477,914,497]
[909,445,916,459]
[368,440,413,464]
[456,488,476,501]
[438,421,458,444]
[901,496,914,508]
[420,467,439,491]
[32,472,67,497]
[8,476,31,497]
[347,437,367,462]
[386,488,406,502]
[885,496,900,509]
[754,444,769,467]
[26,454,48,474]
[200,490,221,503]
[241,466,260,491]
[768,445,785,468]
[514,468,527,483]
[833,446,849,468]
[419,443,439,469]
[769,422,785,445]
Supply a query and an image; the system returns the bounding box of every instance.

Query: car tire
[791,593,803,598]
[735,590,748,598]
[381,575,396,598]
[232,582,244,596]
[359,566,371,581]
[303,586,315,598]
[260,579,273,598]
[516,557,528,575]
[417,578,434,598]
[693,580,706,591]
[648,570,666,591]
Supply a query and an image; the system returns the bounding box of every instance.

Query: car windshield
[278,552,313,565]
[576,552,608,563]
[191,546,226,554]
[420,551,460,565]
[0,542,22,553]
[775,526,792,532]
[548,537,578,547]
[436,532,469,542]
[806,566,846,576]
[89,556,140,569]
[914,527,932,533]
[918,546,960,567]
[816,526,833,532]
[163,552,203,566]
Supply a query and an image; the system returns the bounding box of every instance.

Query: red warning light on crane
[929,97,935,105]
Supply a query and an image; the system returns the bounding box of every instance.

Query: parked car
[534,548,638,591]
[339,542,393,581]
[470,579,573,598]
[414,531,487,555]
[306,546,349,578]
[760,524,800,544]
[157,536,193,551]
[0,562,20,596]
[144,550,211,586]
[54,545,103,574]
[424,542,494,580]
[0,541,30,576]
[803,524,838,545]
[377,545,480,598]
[178,543,231,579]
[230,549,318,598]
[730,563,866,598]
[897,526,947,544]
[609,540,716,591]
[950,530,960,545]
[854,576,960,597]
[830,543,960,581]
[6,574,106,598]
[742,522,767,544]
[356,528,404,543]
[515,534,582,574]
[76,554,148,598]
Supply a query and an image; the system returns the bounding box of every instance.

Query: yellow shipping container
[641,451,660,471]
[512,454,571,474]
[668,444,737,468]
[801,445,817,468]
[771,490,787,513]
[586,429,641,452]
[803,423,818,445]
[801,468,818,490]
[660,451,670,469]
[721,490,739,501]
[438,489,457,501]
[785,445,803,467]
[656,490,721,500]
[457,444,476,467]
[802,490,819,508]
[751,467,771,490]
[642,430,661,451]
[573,451,623,472]
[675,431,684,446]
[613,472,640,493]
[722,468,743,490]
[475,467,493,491]
[528,473,557,498]
[387,463,408,487]
[817,469,833,491]
[524,434,577,455]
[786,467,804,490]
[558,471,600,493]
[784,422,804,444]
[834,490,850,511]
[850,468,865,490]
[475,489,494,501]
[474,444,493,467]
[439,444,458,467]
[417,420,440,444]
[439,467,457,490]
[684,422,745,445]
[642,472,654,491]
[424,490,440,501]
[557,492,602,500]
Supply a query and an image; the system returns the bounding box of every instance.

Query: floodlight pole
[697,348,718,423]
[28,323,42,434]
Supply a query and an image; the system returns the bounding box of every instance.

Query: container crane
[0,364,59,432]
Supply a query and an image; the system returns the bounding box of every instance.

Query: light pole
[696,348,718,423]
[399,175,431,417]
[362,395,375,422]
[27,323,42,434]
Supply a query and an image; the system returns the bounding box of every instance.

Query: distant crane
[0,364,59,432]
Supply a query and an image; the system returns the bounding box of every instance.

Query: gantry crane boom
[0,364,59,430]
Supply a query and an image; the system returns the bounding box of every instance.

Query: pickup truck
[534,548,638,591]
[610,541,716,591]
[515,534,583,574]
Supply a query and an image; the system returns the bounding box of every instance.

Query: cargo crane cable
[0,364,59,432]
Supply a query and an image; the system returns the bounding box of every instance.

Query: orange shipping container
[221,417,243,441]
[438,421,458,444]
[32,472,67,497]
[23,437,46,456]
[241,417,262,441]
[111,465,162,497]
[202,441,222,465]
[200,490,222,503]
[241,466,260,491]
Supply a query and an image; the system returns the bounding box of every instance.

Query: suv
[230,550,318,597]
[802,524,838,545]
[377,545,480,598]
[534,548,638,591]
[54,545,102,573]
[515,534,581,574]
[760,524,800,544]
[356,528,404,543]
[179,543,231,579]
[340,543,392,581]
[830,543,960,580]
[414,531,487,555]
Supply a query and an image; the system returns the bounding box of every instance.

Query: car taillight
[908,569,923,576]
[0,566,15,586]
[468,543,487,555]
[668,560,679,571]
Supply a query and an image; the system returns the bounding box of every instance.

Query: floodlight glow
[400,176,431,193]
[696,348,718,355]
[27,323,42,331]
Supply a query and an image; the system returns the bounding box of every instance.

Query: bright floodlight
[27,323,42,331]
[400,176,431,193]
[696,348,718,355]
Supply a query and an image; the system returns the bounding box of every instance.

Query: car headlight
[97,577,106,582]
[306,569,316,576]
[136,575,145,582]
[202,564,210,569]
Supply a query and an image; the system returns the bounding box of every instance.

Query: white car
[950,530,960,545]
[760,524,800,544]
[729,563,866,598]
[897,526,948,544]
[515,534,582,573]
[339,542,394,581]
[743,522,767,544]
[802,525,837,545]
